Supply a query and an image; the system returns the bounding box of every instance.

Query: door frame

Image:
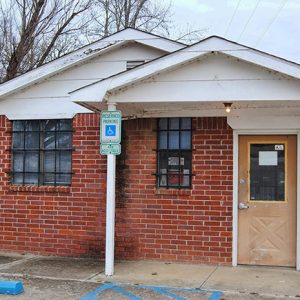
[232,129,300,270]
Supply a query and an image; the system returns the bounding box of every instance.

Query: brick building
[0,28,300,274]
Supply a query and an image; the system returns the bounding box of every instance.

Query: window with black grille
[157,118,192,188]
[11,120,72,186]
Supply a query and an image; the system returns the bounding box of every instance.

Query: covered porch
[70,36,300,274]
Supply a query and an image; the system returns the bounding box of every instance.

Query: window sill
[155,188,192,196]
[9,185,71,193]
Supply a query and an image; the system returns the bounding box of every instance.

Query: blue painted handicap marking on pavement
[80,282,223,300]
[105,125,116,137]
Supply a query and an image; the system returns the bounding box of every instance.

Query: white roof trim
[6,113,77,120]
[70,36,300,103]
[0,28,185,100]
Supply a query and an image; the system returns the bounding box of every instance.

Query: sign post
[101,106,121,276]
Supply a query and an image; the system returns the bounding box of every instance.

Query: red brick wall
[0,114,233,264]
[115,117,233,264]
[0,114,106,257]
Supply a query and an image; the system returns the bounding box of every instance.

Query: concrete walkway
[96,260,300,298]
[0,253,299,299]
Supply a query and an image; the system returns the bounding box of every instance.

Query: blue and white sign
[100,110,122,144]
[105,125,116,137]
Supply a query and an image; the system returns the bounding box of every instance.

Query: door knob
[239,202,249,210]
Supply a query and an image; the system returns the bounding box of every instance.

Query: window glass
[168,131,179,149]
[25,152,39,172]
[12,133,24,149]
[44,132,56,149]
[56,174,71,185]
[13,173,23,184]
[181,117,191,129]
[250,143,285,201]
[13,152,23,172]
[45,120,57,131]
[25,121,39,131]
[57,132,72,148]
[159,131,167,149]
[13,121,24,131]
[11,119,72,186]
[59,120,72,130]
[44,152,55,172]
[158,118,167,130]
[180,131,191,149]
[25,132,39,149]
[44,173,55,185]
[24,173,39,185]
[157,118,192,189]
[170,118,179,129]
[58,151,72,172]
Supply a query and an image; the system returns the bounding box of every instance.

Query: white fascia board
[104,28,185,52]
[228,115,300,130]
[219,49,300,80]
[0,28,184,100]
[183,36,245,53]
[192,37,300,79]
[6,113,77,120]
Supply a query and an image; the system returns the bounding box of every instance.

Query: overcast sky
[168,0,300,63]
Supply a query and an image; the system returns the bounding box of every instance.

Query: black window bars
[156,118,192,189]
[11,120,73,186]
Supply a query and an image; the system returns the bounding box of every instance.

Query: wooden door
[238,135,296,267]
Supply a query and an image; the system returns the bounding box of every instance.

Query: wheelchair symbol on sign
[105,125,116,137]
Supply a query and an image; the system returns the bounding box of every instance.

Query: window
[157,118,192,188]
[250,143,285,201]
[11,120,72,186]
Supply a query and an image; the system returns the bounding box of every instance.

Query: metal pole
[105,103,116,276]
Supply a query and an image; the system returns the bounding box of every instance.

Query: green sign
[100,143,121,155]
[100,110,122,144]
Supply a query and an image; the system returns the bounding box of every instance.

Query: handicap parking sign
[100,110,122,144]
[105,125,116,137]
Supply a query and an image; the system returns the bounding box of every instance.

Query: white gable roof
[70,36,300,105]
[0,28,185,100]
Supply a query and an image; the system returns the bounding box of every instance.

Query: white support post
[297,131,300,271]
[105,103,117,276]
[232,130,238,267]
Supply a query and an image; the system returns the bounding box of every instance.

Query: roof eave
[0,40,125,100]
[0,28,185,100]
[70,36,300,106]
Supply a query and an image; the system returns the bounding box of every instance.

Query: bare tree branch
[0,0,205,83]
[0,0,92,82]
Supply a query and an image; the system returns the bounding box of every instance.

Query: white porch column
[105,102,117,276]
